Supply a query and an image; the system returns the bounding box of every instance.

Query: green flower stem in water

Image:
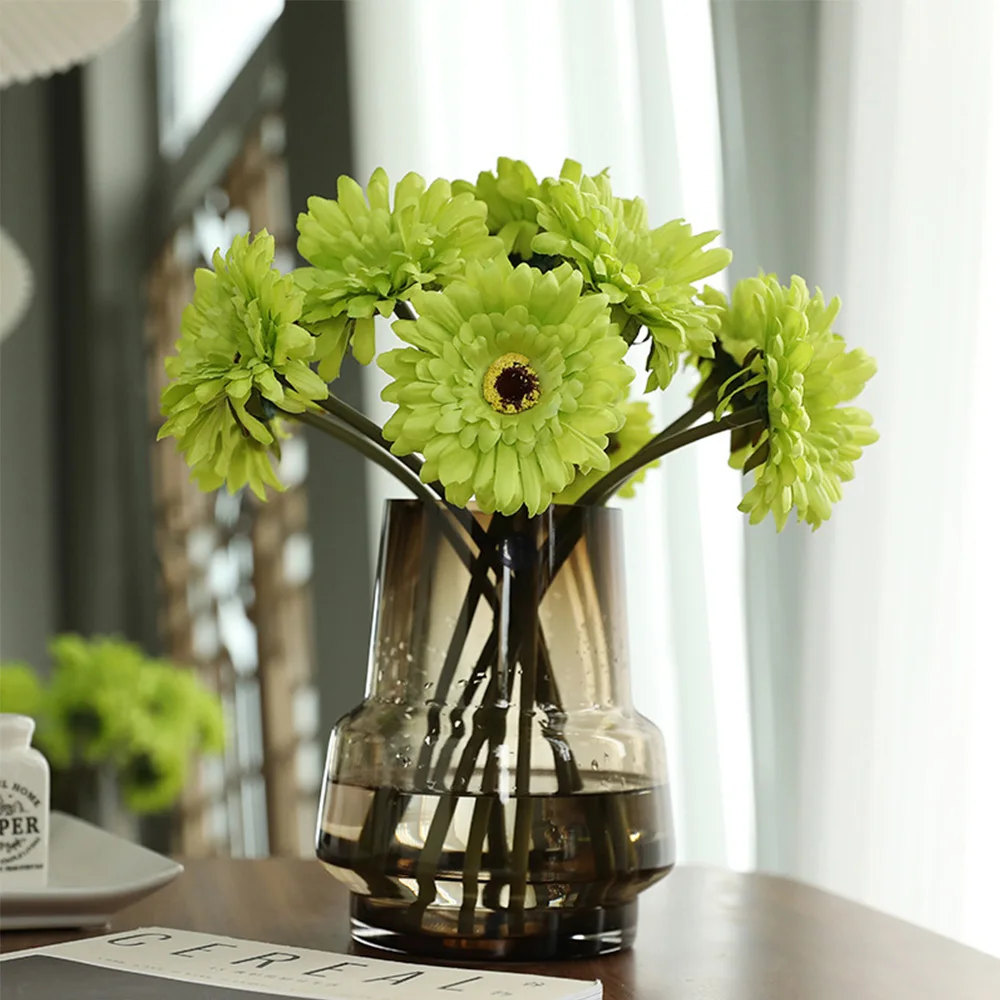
[458,661,509,935]
[415,515,509,789]
[580,405,765,508]
[406,673,502,931]
[508,530,541,934]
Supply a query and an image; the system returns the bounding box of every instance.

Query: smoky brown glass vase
[316,500,674,961]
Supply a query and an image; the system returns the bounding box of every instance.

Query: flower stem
[292,409,487,587]
[318,394,446,502]
[293,407,434,504]
[651,388,718,443]
[415,515,509,789]
[508,536,540,931]
[578,405,764,507]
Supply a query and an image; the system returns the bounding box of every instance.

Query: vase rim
[381,497,624,524]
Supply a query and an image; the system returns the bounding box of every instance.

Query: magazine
[0,926,602,999]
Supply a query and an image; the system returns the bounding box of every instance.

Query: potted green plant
[0,635,224,823]
[157,157,877,959]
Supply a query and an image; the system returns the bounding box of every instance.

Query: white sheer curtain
[713,0,1000,957]
[798,0,1000,955]
[344,0,754,872]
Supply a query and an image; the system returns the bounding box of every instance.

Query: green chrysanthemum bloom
[137,662,223,753]
[530,159,731,389]
[159,230,327,500]
[295,168,503,380]
[379,257,634,515]
[120,734,188,815]
[554,401,659,504]
[454,157,543,259]
[709,275,878,531]
[44,635,148,769]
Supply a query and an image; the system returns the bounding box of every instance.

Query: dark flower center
[508,252,563,274]
[483,353,541,414]
[124,752,161,789]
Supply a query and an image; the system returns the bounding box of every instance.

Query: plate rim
[0,811,184,904]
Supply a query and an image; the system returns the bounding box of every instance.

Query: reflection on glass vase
[316,500,674,961]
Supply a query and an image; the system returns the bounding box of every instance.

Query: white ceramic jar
[0,713,50,889]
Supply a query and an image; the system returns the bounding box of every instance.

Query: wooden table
[2,861,999,998]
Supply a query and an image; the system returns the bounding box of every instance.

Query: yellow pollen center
[482,353,541,414]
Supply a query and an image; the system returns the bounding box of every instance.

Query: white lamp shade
[0,0,138,87]
[0,228,34,342]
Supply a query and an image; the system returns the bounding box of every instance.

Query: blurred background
[1,0,998,957]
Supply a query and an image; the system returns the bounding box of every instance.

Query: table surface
[2,860,999,999]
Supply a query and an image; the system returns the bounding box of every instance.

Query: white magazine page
[0,927,602,1000]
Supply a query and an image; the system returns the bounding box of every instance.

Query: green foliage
[0,636,225,815]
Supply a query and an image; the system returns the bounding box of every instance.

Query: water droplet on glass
[591,760,600,771]
[424,681,433,690]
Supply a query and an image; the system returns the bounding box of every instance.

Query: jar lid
[0,713,36,749]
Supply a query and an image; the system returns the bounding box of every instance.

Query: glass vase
[316,500,674,960]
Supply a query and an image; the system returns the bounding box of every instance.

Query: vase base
[350,894,640,961]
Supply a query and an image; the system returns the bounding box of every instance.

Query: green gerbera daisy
[709,274,878,531]
[159,230,327,500]
[379,257,633,515]
[295,168,503,381]
[554,401,659,504]
[454,157,543,260]
[530,159,731,389]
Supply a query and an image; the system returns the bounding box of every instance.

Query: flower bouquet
[159,158,877,959]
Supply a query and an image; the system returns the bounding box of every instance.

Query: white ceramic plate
[0,811,183,930]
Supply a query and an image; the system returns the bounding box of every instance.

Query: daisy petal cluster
[708,274,878,530]
[158,230,328,499]
[379,257,634,515]
[554,400,659,504]
[454,157,542,260]
[530,159,731,389]
[295,168,502,381]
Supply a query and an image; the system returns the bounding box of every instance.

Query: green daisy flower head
[711,274,878,531]
[379,256,634,515]
[295,168,503,381]
[554,400,659,504]
[530,159,731,389]
[159,229,327,500]
[454,157,543,260]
